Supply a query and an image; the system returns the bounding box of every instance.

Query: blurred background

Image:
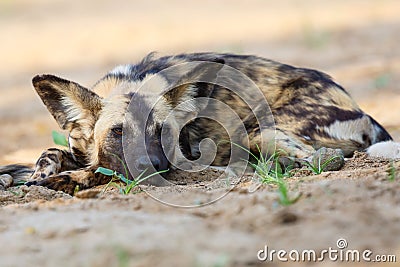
[0,0,399,164]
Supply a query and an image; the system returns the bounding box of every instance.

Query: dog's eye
[111,127,123,136]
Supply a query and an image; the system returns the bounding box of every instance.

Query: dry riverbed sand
[1,0,400,266]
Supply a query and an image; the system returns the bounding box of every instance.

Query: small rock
[312,147,344,171]
[275,210,299,224]
[25,226,37,235]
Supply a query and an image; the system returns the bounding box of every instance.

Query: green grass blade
[136,169,169,184]
[95,167,115,176]
[320,156,341,172]
[110,153,129,180]
[230,142,259,162]
[118,173,132,185]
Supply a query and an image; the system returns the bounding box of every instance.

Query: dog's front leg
[26,166,110,195]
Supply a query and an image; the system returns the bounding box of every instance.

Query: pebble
[312,147,345,171]
[75,189,101,199]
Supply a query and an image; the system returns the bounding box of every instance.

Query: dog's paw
[367,141,400,159]
[29,149,63,182]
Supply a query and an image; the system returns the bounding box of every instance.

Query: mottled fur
[1,53,393,194]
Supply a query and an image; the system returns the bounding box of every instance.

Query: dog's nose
[135,156,161,172]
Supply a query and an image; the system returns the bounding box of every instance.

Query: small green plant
[8,189,25,197]
[74,185,80,194]
[13,180,27,186]
[302,155,341,175]
[114,246,130,267]
[373,73,391,90]
[253,152,299,206]
[52,130,69,147]
[388,161,396,182]
[95,153,164,195]
[96,166,168,195]
[232,143,299,206]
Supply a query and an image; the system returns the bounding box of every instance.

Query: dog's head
[32,59,224,180]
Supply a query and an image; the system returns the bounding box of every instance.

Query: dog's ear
[32,74,103,131]
[163,58,225,112]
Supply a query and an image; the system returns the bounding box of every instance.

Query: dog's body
[0,53,394,194]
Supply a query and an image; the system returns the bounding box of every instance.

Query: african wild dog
[0,52,395,194]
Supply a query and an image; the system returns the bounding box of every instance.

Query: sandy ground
[1,0,400,266]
